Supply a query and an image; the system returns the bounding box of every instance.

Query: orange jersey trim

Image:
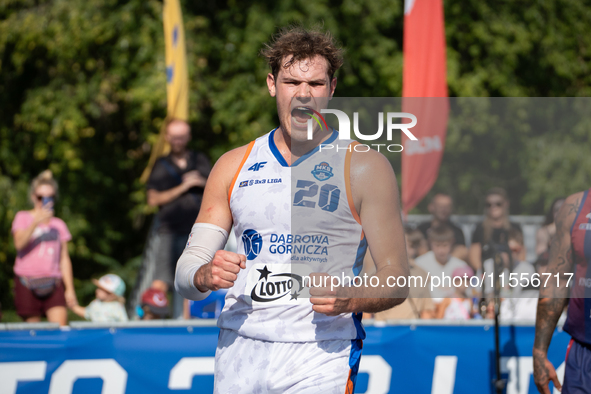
[345,141,362,226]
[228,141,255,205]
[345,369,355,394]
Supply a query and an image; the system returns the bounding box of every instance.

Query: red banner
[402,0,449,215]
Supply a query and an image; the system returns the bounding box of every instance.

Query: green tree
[1,0,590,314]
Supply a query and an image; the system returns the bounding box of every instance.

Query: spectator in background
[71,274,128,322]
[535,197,565,264]
[436,266,474,320]
[407,224,429,258]
[487,227,538,321]
[469,187,521,272]
[146,119,212,317]
[418,193,468,261]
[138,288,170,320]
[374,228,435,321]
[415,226,470,303]
[11,170,76,326]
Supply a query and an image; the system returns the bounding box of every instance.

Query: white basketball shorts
[214,329,363,394]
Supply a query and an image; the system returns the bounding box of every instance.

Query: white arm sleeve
[174,223,229,301]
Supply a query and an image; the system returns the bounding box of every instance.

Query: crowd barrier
[0,320,569,394]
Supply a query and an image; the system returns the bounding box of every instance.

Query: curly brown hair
[261,26,344,80]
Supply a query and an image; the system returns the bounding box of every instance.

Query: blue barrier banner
[0,323,570,394]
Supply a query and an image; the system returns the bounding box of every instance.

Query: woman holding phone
[11,170,76,325]
[468,187,522,272]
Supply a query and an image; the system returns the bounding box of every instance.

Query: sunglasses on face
[168,136,190,142]
[486,201,504,208]
[36,195,55,201]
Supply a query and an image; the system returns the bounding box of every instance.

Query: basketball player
[534,189,591,394]
[175,27,408,393]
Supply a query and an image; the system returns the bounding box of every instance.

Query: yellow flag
[163,0,189,120]
[141,0,189,182]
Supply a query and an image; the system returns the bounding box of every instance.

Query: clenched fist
[309,272,353,316]
[195,250,246,292]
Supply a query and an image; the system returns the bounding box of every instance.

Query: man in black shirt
[147,119,211,316]
[417,193,468,261]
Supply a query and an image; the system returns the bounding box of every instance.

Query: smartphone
[42,196,54,211]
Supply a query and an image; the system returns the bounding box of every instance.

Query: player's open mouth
[291,106,314,126]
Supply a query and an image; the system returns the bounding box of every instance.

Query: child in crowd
[406,228,429,260]
[71,274,128,322]
[437,266,474,320]
[415,225,470,301]
[137,288,170,320]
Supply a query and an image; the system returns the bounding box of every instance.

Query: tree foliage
[1,0,590,311]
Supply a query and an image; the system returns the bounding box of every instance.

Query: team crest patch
[311,162,334,181]
[242,229,263,260]
[239,180,249,188]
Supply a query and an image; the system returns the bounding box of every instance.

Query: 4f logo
[248,162,267,171]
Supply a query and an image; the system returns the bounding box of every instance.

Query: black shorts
[563,338,591,394]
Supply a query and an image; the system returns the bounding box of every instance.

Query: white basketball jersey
[218,128,367,342]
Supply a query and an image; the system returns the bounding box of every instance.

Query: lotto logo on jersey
[311,162,334,181]
[242,229,263,260]
[247,264,306,303]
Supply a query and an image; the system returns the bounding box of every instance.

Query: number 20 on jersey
[293,180,340,212]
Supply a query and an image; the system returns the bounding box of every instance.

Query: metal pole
[492,250,505,394]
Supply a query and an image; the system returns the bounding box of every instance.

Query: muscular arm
[193,148,246,230]
[533,192,582,393]
[312,150,409,315]
[191,145,249,291]
[353,150,409,312]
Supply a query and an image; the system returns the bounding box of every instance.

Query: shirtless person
[534,189,591,394]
